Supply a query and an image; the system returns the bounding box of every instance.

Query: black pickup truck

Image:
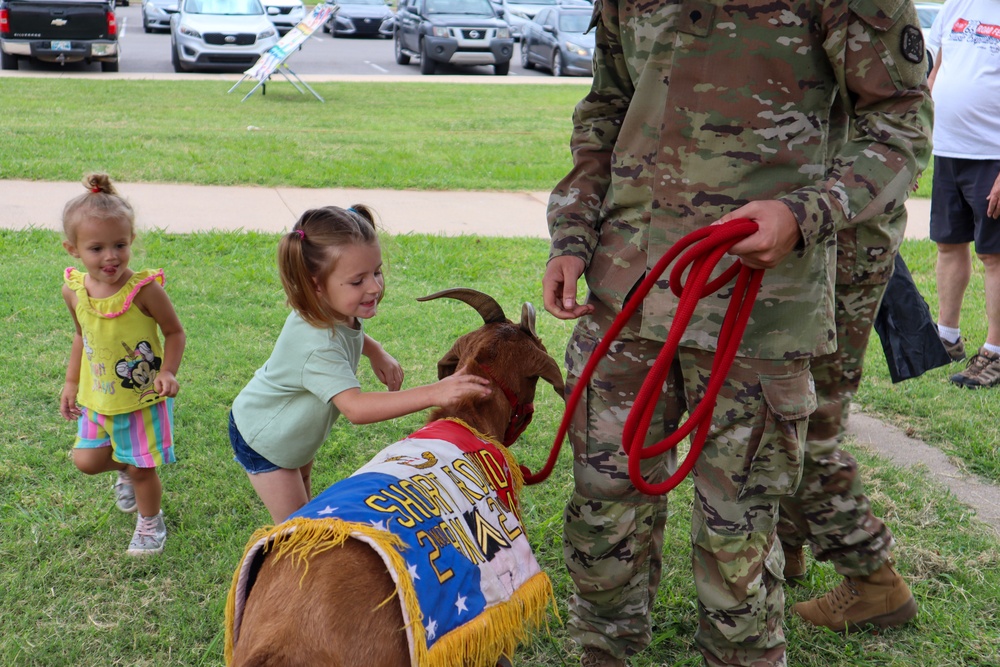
[0,0,120,71]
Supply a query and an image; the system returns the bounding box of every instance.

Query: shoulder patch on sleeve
[900,24,924,63]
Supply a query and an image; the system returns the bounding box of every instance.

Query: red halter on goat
[480,364,534,446]
[522,219,764,495]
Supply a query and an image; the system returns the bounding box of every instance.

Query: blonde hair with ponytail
[278,204,382,329]
[62,173,136,243]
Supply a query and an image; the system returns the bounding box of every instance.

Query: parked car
[260,0,305,34]
[169,0,278,72]
[491,0,553,40]
[0,0,119,71]
[914,1,942,69]
[323,0,393,37]
[394,0,512,75]
[519,5,591,76]
[142,0,180,32]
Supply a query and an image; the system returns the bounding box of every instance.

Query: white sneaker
[114,471,137,513]
[127,511,166,556]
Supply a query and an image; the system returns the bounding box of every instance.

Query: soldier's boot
[792,561,917,632]
[581,647,626,667]
[783,543,807,583]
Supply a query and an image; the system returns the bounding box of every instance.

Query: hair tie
[295,229,305,240]
[347,207,358,215]
[90,187,101,193]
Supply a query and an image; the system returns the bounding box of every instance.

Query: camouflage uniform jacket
[547,0,931,359]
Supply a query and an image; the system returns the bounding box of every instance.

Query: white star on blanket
[455,595,468,615]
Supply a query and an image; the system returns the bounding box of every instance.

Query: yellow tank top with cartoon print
[65,268,168,415]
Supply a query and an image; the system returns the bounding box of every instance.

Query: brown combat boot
[581,647,626,667]
[783,543,807,582]
[792,561,917,632]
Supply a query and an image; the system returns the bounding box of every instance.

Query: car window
[185,0,264,14]
[337,0,387,5]
[916,5,940,29]
[533,8,547,23]
[425,0,494,15]
[558,11,588,32]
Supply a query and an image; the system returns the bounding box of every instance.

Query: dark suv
[393,0,513,75]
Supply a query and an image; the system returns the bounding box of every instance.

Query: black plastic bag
[873,252,952,383]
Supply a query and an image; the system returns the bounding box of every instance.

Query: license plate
[51,41,72,51]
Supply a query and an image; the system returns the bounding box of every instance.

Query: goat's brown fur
[229,293,563,667]
[232,540,408,667]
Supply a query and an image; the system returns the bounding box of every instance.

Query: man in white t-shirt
[927,0,1000,388]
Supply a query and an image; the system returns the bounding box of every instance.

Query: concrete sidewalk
[0,179,932,239]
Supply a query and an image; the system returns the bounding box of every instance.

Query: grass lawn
[1,79,994,666]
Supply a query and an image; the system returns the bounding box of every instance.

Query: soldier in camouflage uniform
[542,1,930,665]
[777,97,933,633]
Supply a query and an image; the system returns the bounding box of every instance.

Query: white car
[492,0,558,40]
[914,1,942,69]
[260,0,306,34]
[170,0,279,72]
[142,0,180,32]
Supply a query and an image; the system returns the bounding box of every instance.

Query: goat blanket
[225,419,554,667]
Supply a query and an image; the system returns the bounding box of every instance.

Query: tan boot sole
[843,596,918,633]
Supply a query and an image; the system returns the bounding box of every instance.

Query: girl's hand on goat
[543,255,595,320]
[434,370,492,407]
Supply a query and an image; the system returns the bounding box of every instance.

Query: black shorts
[930,156,1000,254]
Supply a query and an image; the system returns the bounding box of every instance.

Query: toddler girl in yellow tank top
[59,174,186,556]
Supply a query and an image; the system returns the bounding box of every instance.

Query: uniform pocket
[737,369,816,500]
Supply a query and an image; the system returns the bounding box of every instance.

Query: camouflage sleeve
[546,0,635,266]
[779,0,932,246]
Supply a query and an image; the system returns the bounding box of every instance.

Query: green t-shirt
[232,311,363,469]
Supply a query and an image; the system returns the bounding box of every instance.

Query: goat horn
[520,302,537,337]
[417,288,507,324]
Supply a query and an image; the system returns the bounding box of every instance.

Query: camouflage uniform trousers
[777,282,895,577]
[563,298,815,667]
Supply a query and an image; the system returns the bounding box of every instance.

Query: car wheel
[551,50,562,77]
[1,51,18,70]
[142,12,153,33]
[322,19,330,33]
[170,42,186,72]
[419,39,435,74]
[520,42,533,69]
[394,34,410,65]
[494,60,509,76]
[101,59,119,72]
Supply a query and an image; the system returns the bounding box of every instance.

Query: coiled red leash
[522,219,764,494]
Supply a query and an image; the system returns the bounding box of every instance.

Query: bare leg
[979,252,1000,347]
[247,465,313,524]
[936,242,973,329]
[72,447,126,475]
[129,466,162,518]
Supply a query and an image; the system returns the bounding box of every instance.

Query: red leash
[522,219,764,494]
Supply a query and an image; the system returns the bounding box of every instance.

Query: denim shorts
[229,410,280,475]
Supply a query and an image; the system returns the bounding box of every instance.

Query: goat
[225,289,565,667]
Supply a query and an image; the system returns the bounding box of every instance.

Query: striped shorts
[74,398,176,468]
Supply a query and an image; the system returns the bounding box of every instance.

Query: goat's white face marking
[317,242,384,325]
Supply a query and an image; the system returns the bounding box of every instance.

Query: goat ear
[532,350,566,398]
[436,341,463,379]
